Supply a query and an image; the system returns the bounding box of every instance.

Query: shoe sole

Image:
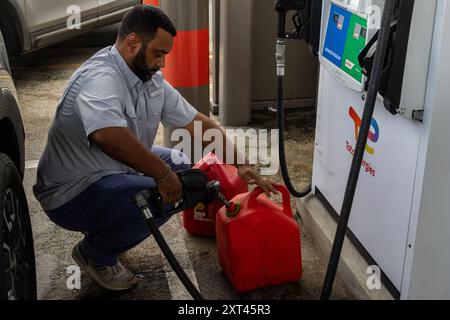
[71,246,137,291]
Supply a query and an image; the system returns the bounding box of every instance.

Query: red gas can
[183,153,248,237]
[216,184,302,292]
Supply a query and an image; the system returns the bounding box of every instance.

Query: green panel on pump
[342,14,367,83]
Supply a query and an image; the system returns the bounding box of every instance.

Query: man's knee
[101,174,156,199]
[169,149,191,172]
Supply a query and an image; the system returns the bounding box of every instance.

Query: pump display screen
[323,3,367,83]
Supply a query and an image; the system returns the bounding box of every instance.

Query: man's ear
[126,33,142,55]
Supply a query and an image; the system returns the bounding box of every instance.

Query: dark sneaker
[71,244,137,291]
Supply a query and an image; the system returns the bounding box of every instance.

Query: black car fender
[0,74,25,179]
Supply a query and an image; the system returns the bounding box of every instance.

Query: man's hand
[157,170,183,204]
[238,164,278,196]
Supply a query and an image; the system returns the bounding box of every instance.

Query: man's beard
[131,46,159,82]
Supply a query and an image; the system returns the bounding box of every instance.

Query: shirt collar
[151,71,163,89]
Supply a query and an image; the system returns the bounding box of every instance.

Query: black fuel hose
[134,193,204,300]
[277,74,312,198]
[144,218,204,300]
[320,0,397,300]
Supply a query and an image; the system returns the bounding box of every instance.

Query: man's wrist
[155,163,171,185]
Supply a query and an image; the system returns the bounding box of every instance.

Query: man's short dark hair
[118,5,177,41]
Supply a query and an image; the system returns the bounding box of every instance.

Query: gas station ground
[13,24,354,300]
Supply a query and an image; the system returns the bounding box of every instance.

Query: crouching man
[33,5,276,291]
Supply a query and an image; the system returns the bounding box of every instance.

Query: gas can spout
[217,193,241,217]
[217,193,231,208]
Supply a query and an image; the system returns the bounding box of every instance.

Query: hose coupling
[276,39,286,77]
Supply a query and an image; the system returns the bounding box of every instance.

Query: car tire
[0,153,36,300]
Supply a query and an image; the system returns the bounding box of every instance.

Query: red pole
[161,0,209,99]
[142,0,159,6]
[160,0,210,161]
[163,29,209,89]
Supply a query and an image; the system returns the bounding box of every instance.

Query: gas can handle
[249,184,293,218]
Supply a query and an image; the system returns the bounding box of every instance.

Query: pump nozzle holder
[275,0,308,39]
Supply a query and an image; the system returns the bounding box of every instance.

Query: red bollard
[142,0,159,5]
[160,0,210,161]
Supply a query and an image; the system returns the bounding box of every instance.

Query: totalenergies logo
[347,106,379,177]
[349,106,380,155]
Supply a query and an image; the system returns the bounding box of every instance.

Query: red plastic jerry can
[216,184,302,292]
[183,153,248,237]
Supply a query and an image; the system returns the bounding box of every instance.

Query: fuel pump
[275,0,399,299]
[287,0,446,299]
[320,1,397,299]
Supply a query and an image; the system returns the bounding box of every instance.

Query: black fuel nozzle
[275,0,308,39]
[133,192,155,220]
[202,180,221,205]
[275,0,309,78]
[135,169,223,219]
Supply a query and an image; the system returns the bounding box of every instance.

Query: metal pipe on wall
[218,0,253,126]
[210,0,220,115]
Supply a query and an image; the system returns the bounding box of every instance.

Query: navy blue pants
[46,146,190,266]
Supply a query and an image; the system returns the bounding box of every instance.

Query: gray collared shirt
[33,46,198,211]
